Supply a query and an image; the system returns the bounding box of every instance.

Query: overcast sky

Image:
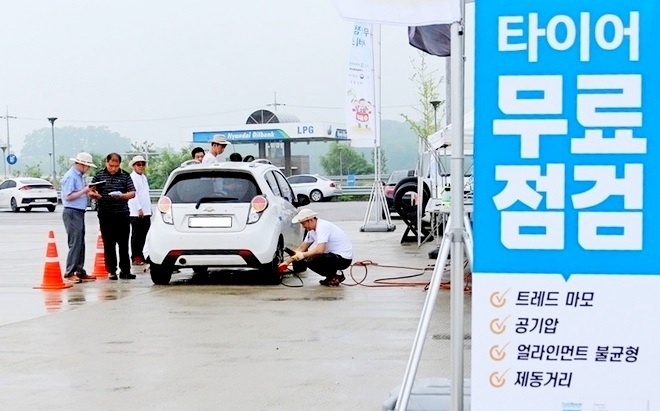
[0,0,474,154]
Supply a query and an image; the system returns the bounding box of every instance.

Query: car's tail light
[329,182,336,188]
[248,195,268,224]
[19,186,31,190]
[158,196,174,225]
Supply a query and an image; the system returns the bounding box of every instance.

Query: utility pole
[0,107,17,175]
[266,92,286,112]
[48,118,57,180]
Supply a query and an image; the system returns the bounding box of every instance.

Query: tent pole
[449,9,466,411]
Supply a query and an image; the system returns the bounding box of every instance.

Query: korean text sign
[474,1,659,278]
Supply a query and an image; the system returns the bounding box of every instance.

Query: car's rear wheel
[262,239,284,284]
[309,189,323,202]
[47,205,55,212]
[150,262,173,285]
[10,198,19,212]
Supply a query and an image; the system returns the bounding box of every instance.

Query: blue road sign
[6,154,17,165]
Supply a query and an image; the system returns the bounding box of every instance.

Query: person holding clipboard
[92,153,136,280]
[61,152,102,284]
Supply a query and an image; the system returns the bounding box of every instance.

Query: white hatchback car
[287,174,342,202]
[0,178,58,212]
[146,160,310,285]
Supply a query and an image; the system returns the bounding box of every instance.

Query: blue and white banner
[346,23,377,148]
[472,1,660,409]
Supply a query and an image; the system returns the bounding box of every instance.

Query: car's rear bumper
[147,219,279,267]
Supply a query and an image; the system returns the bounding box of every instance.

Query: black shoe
[108,273,118,281]
[119,272,136,280]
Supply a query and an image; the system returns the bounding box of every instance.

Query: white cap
[70,152,95,167]
[211,134,230,145]
[129,155,147,167]
[292,208,317,223]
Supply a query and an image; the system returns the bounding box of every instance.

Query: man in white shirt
[202,134,230,163]
[280,208,353,286]
[127,155,152,265]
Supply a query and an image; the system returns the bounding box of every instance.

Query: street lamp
[430,100,442,132]
[48,117,57,180]
[0,144,6,179]
[48,153,53,180]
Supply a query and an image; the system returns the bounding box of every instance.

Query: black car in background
[384,169,416,214]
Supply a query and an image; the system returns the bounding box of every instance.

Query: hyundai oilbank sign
[192,122,348,143]
[472,1,658,410]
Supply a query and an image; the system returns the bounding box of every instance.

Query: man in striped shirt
[92,153,136,280]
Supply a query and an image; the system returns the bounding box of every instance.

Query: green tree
[320,142,374,175]
[22,163,44,178]
[145,147,192,189]
[401,52,444,142]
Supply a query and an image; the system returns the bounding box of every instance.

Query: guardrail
[147,185,376,200]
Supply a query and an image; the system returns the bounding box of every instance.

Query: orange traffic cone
[34,230,72,290]
[91,233,108,278]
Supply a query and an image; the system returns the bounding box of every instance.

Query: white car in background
[146,160,310,285]
[287,174,342,202]
[0,178,58,212]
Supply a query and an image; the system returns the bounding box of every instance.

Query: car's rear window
[387,170,414,184]
[165,171,261,204]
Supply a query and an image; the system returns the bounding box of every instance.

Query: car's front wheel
[309,189,323,202]
[150,262,173,285]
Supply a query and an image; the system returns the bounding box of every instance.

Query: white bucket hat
[129,155,148,167]
[292,208,317,223]
[70,152,95,167]
[211,134,230,145]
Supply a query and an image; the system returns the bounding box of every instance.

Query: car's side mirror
[293,193,311,207]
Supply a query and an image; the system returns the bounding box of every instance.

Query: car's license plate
[34,199,47,202]
[188,216,232,228]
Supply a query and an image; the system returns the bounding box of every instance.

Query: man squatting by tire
[280,208,353,286]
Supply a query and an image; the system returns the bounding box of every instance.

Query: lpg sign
[296,125,315,135]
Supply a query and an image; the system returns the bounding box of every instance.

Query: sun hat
[129,155,148,167]
[70,152,95,167]
[292,208,317,223]
[211,134,230,145]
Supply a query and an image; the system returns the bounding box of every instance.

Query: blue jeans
[62,208,86,275]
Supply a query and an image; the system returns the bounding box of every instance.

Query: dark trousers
[130,215,151,260]
[98,212,131,275]
[62,208,86,275]
[306,253,352,279]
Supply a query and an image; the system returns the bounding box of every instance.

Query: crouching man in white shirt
[280,208,353,286]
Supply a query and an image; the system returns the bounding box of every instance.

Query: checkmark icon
[489,288,510,308]
[489,369,508,388]
[489,342,509,361]
[489,316,509,335]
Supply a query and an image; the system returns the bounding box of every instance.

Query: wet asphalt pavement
[0,201,471,410]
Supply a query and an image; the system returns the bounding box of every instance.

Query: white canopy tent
[427,110,474,154]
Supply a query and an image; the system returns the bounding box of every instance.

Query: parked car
[287,174,342,202]
[0,177,58,212]
[384,169,416,214]
[146,160,310,285]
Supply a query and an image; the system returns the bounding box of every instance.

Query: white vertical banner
[346,23,377,148]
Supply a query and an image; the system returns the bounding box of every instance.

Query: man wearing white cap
[280,208,353,286]
[127,155,151,266]
[60,152,102,283]
[202,134,230,164]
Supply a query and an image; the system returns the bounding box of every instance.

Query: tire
[262,238,284,284]
[10,197,19,212]
[393,179,430,221]
[47,205,55,212]
[150,262,173,285]
[25,206,32,212]
[309,189,323,202]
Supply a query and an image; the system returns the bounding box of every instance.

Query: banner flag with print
[346,23,377,148]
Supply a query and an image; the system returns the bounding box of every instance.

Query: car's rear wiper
[195,196,238,209]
